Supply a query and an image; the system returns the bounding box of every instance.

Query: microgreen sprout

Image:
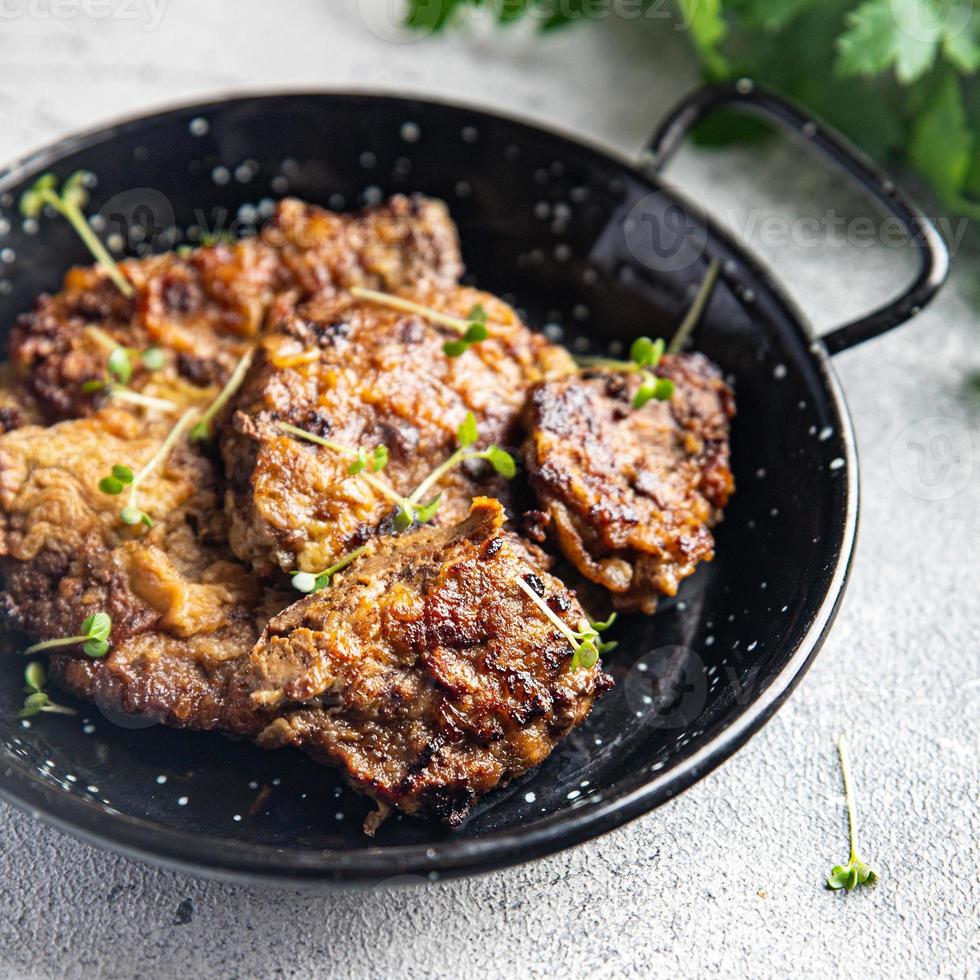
[574,258,722,409]
[575,334,673,409]
[390,412,516,531]
[349,287,494,357]
[17,662,77,719]
[291,545,369,595]
[22,612,112,660]
[279,412,516,533]
[516,576,617,671]
[99,409,196,529]
[826,734,878,893]
[20,171,134,297]
[81,328,173,411]
[189,347,255,442]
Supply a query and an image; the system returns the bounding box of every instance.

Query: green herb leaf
[83,638,110,658]
[24,662,46,694]
[370,445,389,472]
[630,336,665,369]
[99,476,124,495]
[141,347,166,371]
[484,445,517,478]
[17,691,49,718]
[107,347,133,384]
[457,412,479,449]
[414,493,443,525]
[467,303,488,324]
[82,612,112,642]
[443,339,468,358]
[82,379,107,394]
[348,449,367,475]
[111,465,133,483]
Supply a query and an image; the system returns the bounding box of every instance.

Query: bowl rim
[0,90,859,885]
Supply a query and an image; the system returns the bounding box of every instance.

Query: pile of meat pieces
[0,196,733,830]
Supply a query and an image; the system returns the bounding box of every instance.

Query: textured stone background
[0,3,976,978]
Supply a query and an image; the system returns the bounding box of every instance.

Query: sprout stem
[109,389,179,413]
[837,734,861,864]
[22,634,91,656]
[350,287,475,336]
[191,347,255,440]
[40,190,133,297]
[667,258,720,355]
[515,577,590,652]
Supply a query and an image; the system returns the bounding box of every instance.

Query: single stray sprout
[576,333,673,409]
[827,734,878,893]
[17,662,76,719]
[291,545,369,594]
[190,347,255,441]
[22,612,112,660]
[100,409,197,529]
[279,412,516,533]
[516,577,617,671]
[349,287,494,357]
[574,258,722,409]
[390,412,516,531]
[20,171,134,297]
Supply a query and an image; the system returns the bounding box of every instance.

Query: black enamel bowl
[0,85,947,885]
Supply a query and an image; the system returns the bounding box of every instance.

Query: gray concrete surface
[0,2,976,978]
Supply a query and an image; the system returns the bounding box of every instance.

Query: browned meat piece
[248,497,613,830]
[264,195,462,302]
[221,284,574,578]
[0,408,289,732]
[522,353,735,614]
[0,364,44,433]
[7,195,462,423]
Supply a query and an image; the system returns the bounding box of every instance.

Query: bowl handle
[638,81,949,356]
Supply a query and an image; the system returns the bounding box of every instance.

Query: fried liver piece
[0,408,289,732]
[6,195,462,425]
[248,497,613,831]
[221,285,574,578]
[522,353,735,614]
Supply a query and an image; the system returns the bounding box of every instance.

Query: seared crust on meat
[0,409,290,730]
[248,498,612,829]
[522,353,735,614]
[7,195,462,424]
[221,285,574,577]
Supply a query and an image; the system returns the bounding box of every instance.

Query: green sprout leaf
[107,347,133,385]
[81,612,111,642]
[442,338,469,358]
[348,449,368,475]
[24,661,46,694]
[17,692,50,718]
[484,445,517,478]
[630,336,665,370]
[457,412,479,449]
[370,445,389,472]
[414,493,443,525]
[141,347,166,371]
